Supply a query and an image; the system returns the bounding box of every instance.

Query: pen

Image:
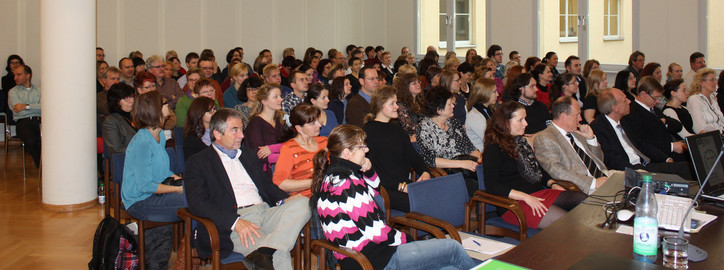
[472,239,481,246]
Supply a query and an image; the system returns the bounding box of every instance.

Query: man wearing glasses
[487,44,505,79]
[147,55,184,109]
[622,76,688,163]
[198,56,224,106]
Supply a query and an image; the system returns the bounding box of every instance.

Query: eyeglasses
[199,89,215,96]
[566,80,580,86]
[142,84,157,90]
[354,144,368,151]
[150,65,164,69]
[645,91,662,102]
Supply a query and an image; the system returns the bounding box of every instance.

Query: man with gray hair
[147,55,184,109]
[590,88,693,180]
[534,96,609,194]
[185,108,310,270]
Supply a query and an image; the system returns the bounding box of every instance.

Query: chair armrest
[387,216,448,240]
[403,212,461,242]
[428,167,447,178]
[176,208,222,260]
[554,180,582,192]
[471,191,528,240]
[311,239,374,270]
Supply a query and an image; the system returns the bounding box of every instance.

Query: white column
[40,0,97,211]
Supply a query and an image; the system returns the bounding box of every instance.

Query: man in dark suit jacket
[185,108,310,269]
[346,66,379,127]
[622,76,687,162]
[590,88,693,180]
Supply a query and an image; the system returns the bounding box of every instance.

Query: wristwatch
[25,104,30,110]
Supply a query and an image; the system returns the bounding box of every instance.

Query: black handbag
[443,154,478,180]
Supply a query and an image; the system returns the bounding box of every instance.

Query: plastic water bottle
[633,174,658,263]
[98,183,105,205]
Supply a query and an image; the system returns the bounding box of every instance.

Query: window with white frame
[439,0,472,47]
[604,0,621,39]
[560,0,578,42]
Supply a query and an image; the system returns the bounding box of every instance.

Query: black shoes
[244,249,275,270]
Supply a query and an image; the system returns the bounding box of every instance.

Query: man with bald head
[590,88,692,180]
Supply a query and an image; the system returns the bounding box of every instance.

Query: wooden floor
[0,143,105,269]
[0,143,316,270]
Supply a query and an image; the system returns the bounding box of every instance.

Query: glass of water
[662,236,688,269]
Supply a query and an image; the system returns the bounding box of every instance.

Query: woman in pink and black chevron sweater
[310,124,475,270]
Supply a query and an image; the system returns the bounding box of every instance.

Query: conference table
[495,172,724,269]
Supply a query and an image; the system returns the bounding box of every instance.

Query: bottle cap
[642,174,652,183]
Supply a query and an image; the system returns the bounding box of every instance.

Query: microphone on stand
[675,147,723,262]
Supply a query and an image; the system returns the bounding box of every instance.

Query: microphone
[675,147,724,262]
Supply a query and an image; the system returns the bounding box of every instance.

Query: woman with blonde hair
[245,83,286,178]
[222,62,249,108]
[582,69,608,123]
[465,78,498,151]
[687,68,724,133]
[443,57,460,72]
[666,63,683,82]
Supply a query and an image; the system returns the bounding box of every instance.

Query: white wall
[0,0,416,84]
[636,0,702,73]
[487,0,536,60]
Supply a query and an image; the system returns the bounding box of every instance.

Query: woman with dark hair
[417,58,438,88]
[2,55,24,93]
[102,83,137,154]
[440,70,467,123]
[541,51,560,78]
[641,62,662,83]
[272,104,327,197]
[614,70,637,101]
[364,86,430,212]
[304,84,338,136]
[122,91,186,270]
[549,72,578,102]
[328,77,352,124]
[316,59,332,87]
[393,73,425,137]
[346,58,363,96]
[245,83,286,178]
[466,78,498,151]
[234,75,263,130]
[132,57,146,73]
[523,57,541,73]
[417,87,481,196]
[483,101,586,229]
[423,66,442,90]
[182,97,217,160]
[662,79,695,139]
[530,63,553,109]
[311,125,475,270]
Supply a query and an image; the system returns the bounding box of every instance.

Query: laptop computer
[685,131,724,202]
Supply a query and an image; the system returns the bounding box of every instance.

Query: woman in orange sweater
[272,104,328,197]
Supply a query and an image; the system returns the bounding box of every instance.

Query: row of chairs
[103,129,582,269]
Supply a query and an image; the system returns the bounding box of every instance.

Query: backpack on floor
[89,217,140,270]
